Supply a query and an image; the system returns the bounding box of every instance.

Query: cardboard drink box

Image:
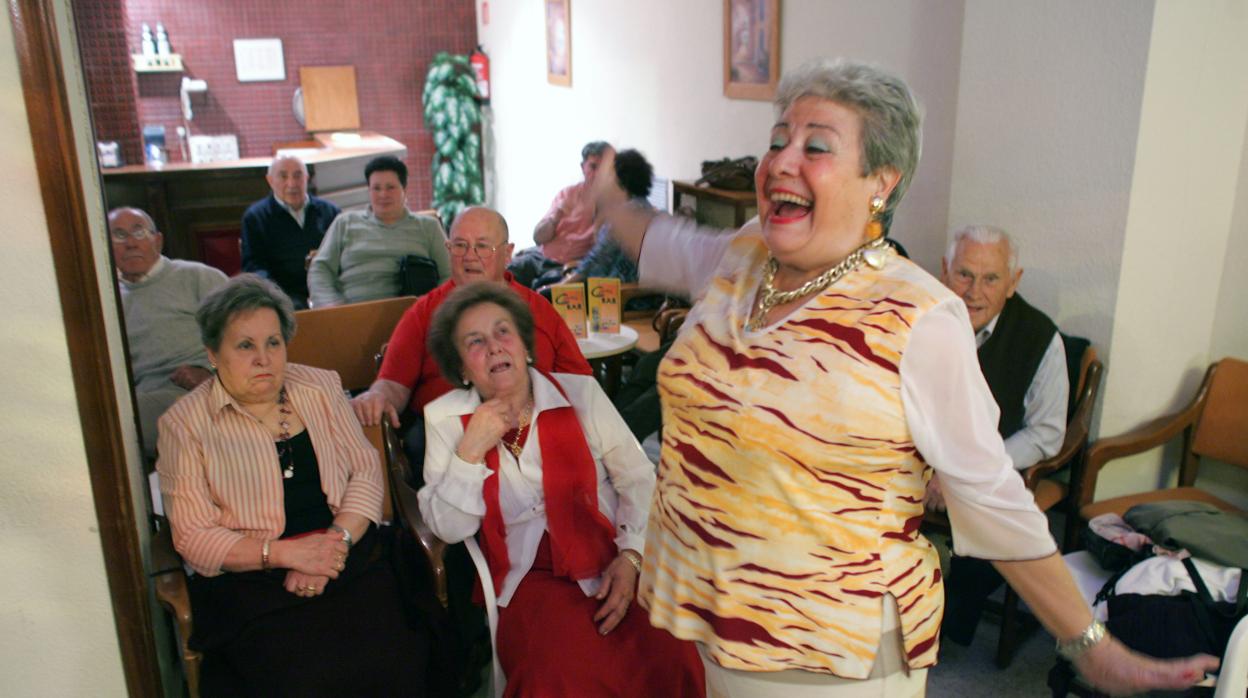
[551,283,588,338]
[587,277,621,334]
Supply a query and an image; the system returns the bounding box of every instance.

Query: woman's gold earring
[869,195,885,216]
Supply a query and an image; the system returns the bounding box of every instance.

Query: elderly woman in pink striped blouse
[156,275,440,697]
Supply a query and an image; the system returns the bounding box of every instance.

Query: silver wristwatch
[328,524,353,548]
[1055,620,1107,660]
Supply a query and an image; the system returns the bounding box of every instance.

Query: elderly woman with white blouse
[418,281,703,697]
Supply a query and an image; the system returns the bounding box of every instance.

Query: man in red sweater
[351,206,590,450]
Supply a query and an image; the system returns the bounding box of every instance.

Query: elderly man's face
[941,239,1022,333]
[266,158,308,209]
[447,208,513,286]
[580,146,613,183]
[109,209,163,281]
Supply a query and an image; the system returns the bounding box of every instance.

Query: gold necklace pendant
[746,236,890,331]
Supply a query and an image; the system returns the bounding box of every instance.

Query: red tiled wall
[74,0,478,208]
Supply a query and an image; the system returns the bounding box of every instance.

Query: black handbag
[1105,558,1247,659]
[397,255,439,297]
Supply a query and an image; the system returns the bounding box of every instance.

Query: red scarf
[459,372,617,596]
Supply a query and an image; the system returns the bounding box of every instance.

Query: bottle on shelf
[140,23,155,57]
[155,23,170,56]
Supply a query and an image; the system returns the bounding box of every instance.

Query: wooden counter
[102,132,406,269]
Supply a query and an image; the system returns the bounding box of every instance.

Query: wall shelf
[132,54,183,73]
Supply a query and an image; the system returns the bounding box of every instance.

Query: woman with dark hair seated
[156,274,443,697]
[418,281,703,697]
[307,154,451,307]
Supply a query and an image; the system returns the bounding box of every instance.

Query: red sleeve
[377,298,431,391]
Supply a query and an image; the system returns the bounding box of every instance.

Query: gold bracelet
[261,539,272,570]
[621,549,642,574]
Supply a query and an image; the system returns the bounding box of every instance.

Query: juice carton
[587,277,621,333]
[551,283,587,338]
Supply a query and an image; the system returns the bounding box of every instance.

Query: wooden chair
[1074,356,1248,526]
[288,296,417,391]
[926,337,1104,667]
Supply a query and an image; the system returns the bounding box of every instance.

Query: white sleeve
[637,214,741,301]
[580,378,655,554]
[1003,333,1069,470]
[900,300,1057,560]
[416,412,490,544]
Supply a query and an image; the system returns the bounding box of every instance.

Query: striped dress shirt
[157,363,384,576]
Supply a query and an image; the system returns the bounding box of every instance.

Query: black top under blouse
[278,430,334,537]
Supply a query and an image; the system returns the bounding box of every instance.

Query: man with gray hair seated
[109,207,228,458]
[933,224,1069,645]
[241,154,341,308]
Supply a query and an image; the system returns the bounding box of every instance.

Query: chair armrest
[1075,394,1203,511]
[150,522,202,691]
[381,421,449,608]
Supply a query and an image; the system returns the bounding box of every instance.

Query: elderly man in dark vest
[931,225,1069,645]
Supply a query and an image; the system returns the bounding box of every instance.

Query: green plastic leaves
[423,52,484,228]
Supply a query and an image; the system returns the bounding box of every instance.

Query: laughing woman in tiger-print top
[595,58,1219,697]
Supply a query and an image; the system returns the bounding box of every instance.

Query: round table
[576,325,639,395]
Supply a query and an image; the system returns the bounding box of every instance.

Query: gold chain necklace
[503,401,533,459]
[746,235,891,331]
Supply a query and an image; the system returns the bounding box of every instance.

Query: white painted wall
[946,0,1155,357]
[476,0,966,271]
[0,5,128,695]
[1210,115,1248,363]
[1096,0,1248,499]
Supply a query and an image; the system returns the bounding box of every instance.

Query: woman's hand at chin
[456,398,515,463]
[593,554,639,636]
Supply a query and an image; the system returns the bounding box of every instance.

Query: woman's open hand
[1074,636,1218,696]
[284,570,329,598]
[457,399,517,463]
[593,553,639,636]
[273,531,348,578]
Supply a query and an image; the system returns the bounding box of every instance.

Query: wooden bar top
[102,131,405,178]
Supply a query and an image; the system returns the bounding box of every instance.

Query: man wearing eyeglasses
[351,206,590,455]
[109,207,228,457]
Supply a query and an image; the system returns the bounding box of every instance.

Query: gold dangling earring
[866,195,885,241]
[862,195,889,270]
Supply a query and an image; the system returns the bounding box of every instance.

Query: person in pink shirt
[508,141,613,288]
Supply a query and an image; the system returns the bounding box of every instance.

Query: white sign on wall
[233,38,285,82]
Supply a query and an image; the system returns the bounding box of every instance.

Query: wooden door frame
[8,0,161,694]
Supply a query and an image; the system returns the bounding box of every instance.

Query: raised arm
[416,409,490,544]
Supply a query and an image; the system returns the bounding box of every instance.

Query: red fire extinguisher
[470,45,490,103]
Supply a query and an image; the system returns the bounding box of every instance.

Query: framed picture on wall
[723,0,780,100]
[546,0,572,86]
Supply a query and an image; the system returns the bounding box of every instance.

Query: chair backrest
[287,296,417,392]
[1192,357,1248,468]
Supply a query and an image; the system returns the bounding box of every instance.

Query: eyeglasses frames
[448,240,504,258]
[110,227,157,243]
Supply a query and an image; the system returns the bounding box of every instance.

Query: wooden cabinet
[672,180,757,230]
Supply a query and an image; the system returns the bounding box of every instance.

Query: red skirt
[495,534,704,698]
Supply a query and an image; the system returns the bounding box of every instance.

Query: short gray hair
[947,225,1019,272]
[267,154,307,178]
[774,58,922,233]
[196,274,297,352]
[427,282,535,387]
